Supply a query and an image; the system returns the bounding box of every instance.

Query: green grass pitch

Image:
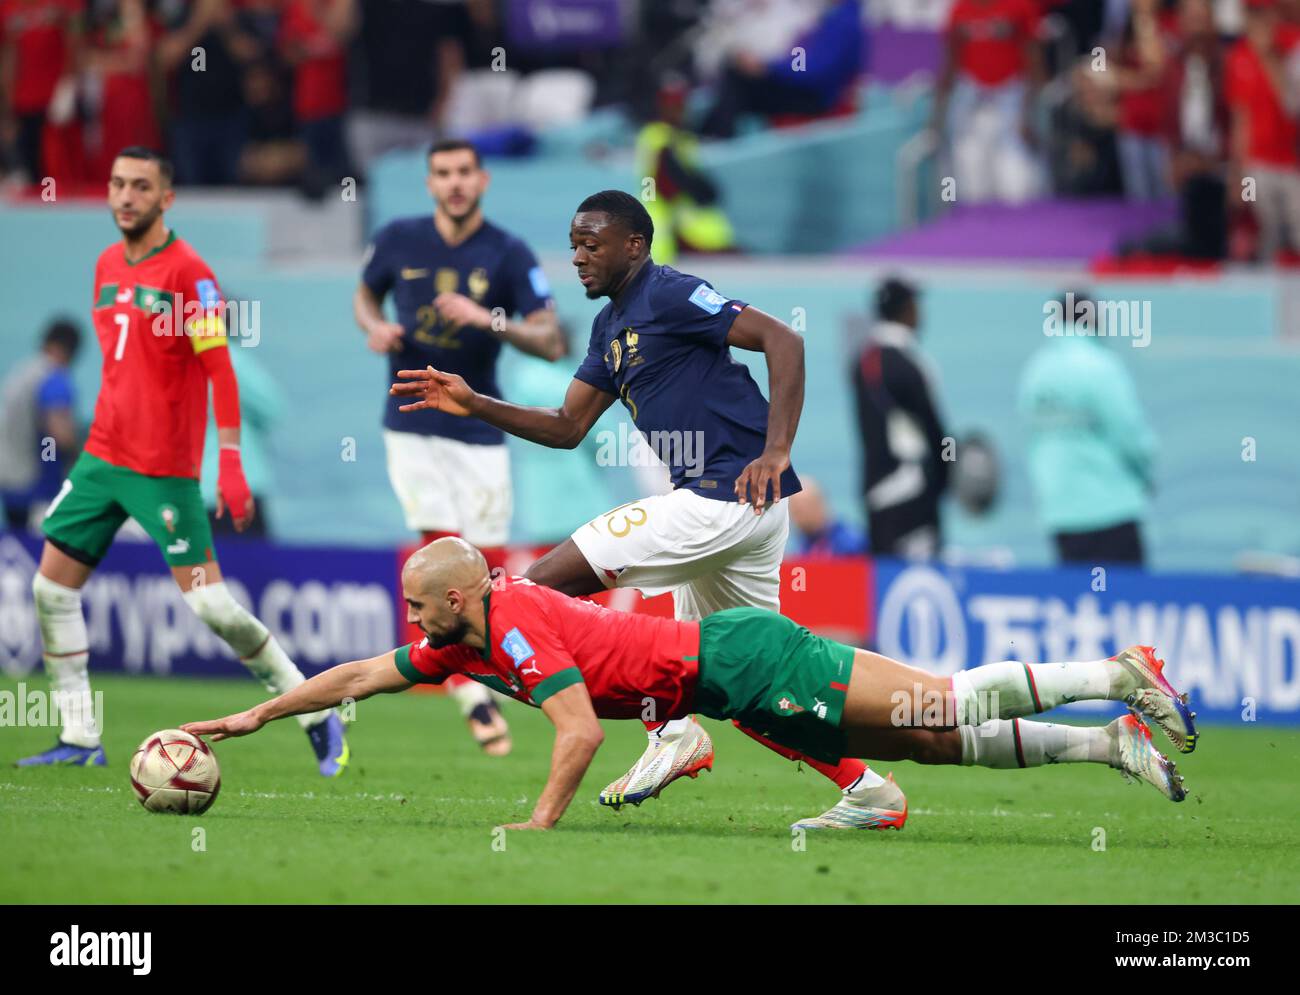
[3,674,1298,904]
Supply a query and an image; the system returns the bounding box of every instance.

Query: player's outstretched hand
[390,366,475,417]
[499,820,551,831]
[182,709,264,743]
[734,446,789,515]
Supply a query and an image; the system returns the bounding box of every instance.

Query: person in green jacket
[1018,291,1157,565]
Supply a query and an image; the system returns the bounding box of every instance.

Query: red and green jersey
[87,231,228,479]
[395,576,702,718]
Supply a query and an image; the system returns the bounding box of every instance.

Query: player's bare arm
[353,282,405,353]
[391,370,615,449]
[182,651,413,742]
[434,294,565,362]
[501,681,604,831]
[726,306,805,513]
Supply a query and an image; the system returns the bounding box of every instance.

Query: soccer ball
[129,729,221,815]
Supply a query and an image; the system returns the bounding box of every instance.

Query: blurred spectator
[239,56,303,185]
[1125,0,1230,257]
[0,0,83,183]
[698,0,865,138]
[1056,56,1125,195]
[933,0,1045,203]
[0,318,81,530]
[1018,291,1156,566]
[1226,0,1300,261]
[851,277,950,559]
[157,0,260,186]
[84,0,160,180]
[788,476,867,556]
[279,0,355,194]
[1115,0,1179,201]
[636,76,735,263]
[201,344,282,538]
[350,0,473,169]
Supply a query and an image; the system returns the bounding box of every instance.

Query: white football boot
[1110,645,1198,754]
[791,772,908,831]
[1111,713,1187,802]
[599,717,714,809]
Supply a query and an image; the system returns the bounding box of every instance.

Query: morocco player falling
[17,147,347,774]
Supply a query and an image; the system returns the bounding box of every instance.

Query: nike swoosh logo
[401,268,429,280]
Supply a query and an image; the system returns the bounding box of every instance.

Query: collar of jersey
[610,260,655,316]
[479,589,492,662]
[123,229,177,267]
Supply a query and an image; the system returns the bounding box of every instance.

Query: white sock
[447,678,492,717]
[183,582,329,730]
[951,659,1115,725]
[650,717,691,740]
[32,573,100,748]
[845,768,887,792]
[960,719,1113,769]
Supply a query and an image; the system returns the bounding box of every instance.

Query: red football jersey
[87,231,228,478]
[395,576,702,720]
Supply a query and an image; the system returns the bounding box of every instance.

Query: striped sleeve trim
[394,644,434,684]
[531,667,584,705]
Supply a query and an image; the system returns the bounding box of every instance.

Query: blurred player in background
[354,138,563,755]
[1018,290,1156,565]
[393,190,903,831]
[0,318,81,530]
[852,277,950,558]
[16,147,348,775]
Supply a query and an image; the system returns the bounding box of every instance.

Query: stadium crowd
[2,0,1296,261]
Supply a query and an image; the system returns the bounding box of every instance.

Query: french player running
[392,190,892,830]
[183,538,1197,831]
[16,148,348,776]
[354,139,563,756]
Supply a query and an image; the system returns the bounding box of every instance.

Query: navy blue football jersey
[362,216,553,444]
[574,264,801,503]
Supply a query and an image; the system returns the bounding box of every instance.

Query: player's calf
[183,580,348,776]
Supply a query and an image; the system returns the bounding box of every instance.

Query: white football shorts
[383,430,512,546]
[570,487,789,621]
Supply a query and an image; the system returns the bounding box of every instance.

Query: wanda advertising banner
[2,531,1296,724]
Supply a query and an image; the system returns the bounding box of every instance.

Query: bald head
[404,537,490,597]
[402,538,492,649]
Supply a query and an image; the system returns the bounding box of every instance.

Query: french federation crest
[467,267,489,301]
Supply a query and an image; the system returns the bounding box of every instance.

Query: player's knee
[908,729,961,766]
[32,571,82,617]
[182,582,266,653]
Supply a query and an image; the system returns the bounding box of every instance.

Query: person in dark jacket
[851,278,950,558]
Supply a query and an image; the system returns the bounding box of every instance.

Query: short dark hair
[875,277,917,323]
[1058,289,1094,327]
[42,317,82,359]
[427,138,482,169]
[575,190,654,247]
[115,146,174,185]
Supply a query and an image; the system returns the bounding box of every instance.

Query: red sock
[420,530,458,545]
[733,722,868,790]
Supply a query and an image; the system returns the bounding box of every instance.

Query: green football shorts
[43,452,214,568]
[693,607,856,764]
